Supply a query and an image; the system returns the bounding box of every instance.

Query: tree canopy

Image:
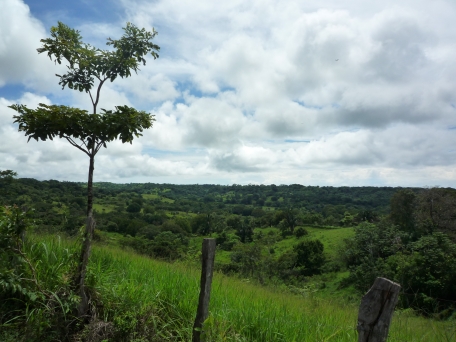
[37,21,159,96]
[10,104,153,156]
[9,21,159,156]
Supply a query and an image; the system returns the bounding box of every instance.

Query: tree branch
[67,136,87,149]
[93,77,107,114]
[65,137,90,156]
[94,141,104,155]
[88,90,95,107]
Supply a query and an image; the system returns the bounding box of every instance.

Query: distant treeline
[1,177,427,211]
[1,177,452,230]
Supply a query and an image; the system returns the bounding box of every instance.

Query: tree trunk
[76,153,95,318]
[86,153,95,217]
[192,239,216,342]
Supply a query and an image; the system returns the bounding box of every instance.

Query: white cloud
[210,145,277,172]
[0,0,66,92]
[115,73,180,105]
[1,0,455,186]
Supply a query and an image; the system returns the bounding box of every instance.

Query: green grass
[304,226,354,259]
[262,226,354,261]
[4,234,454,341]
[254,226,278,235]
[93,203,118,213]
[142,193,160,200]
[142,193,175,203]
[252,226,358,301]
[92,241,456,342]
[214,249,232,265]
[211,226,355,288]
[88,241,456,341]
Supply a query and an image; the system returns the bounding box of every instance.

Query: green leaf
[9,103,154,156]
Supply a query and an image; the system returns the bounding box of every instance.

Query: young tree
[9,22,159,317]
[0,170,17,181]
[390,189,417,237]
[293,239,325,276]
[0,170,18,197]
[415,188,456,239]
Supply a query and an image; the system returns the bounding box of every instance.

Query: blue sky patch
[25,0,123,29]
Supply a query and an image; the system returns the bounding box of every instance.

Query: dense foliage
[0,178,408,230]
[0,206,79,341]
[342,188,456,317]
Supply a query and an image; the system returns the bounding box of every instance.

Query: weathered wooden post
[357,277,401,342]
[192,238,216,342]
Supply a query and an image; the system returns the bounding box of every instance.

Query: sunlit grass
[268,226,354,261]
[305,226,354,259]
[93,203,117,213]
[21,234,456,341]
[142,193,175,203]
[142,193,160,200]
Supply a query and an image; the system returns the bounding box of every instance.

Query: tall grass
[6,234,454,341]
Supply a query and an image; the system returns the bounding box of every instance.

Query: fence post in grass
[357,277,401,342]
[192,238,216,342]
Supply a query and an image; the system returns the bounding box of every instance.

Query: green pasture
[305,226,354,259]
[142,193,175,203]
[93,203,118,213]
[271,226,354,260]
[18,234,454,342]
[142,193,160,200]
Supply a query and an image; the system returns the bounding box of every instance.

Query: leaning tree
[9,21,159,317]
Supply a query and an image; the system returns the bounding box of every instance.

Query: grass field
[5,234,454,341]
[88,238,456,341]
[46,235,456,340]
[263,226,354,261]
[142,193,175,203]
[305,226,354,259]
[93,203,118,213]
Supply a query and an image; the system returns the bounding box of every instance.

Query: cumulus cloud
[0,0,66,92]
[123,1,455,141]
[117,73,180,105]
[210,145,277,172]
[0,0,455,186]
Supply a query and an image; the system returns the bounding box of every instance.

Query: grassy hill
[1,233,454,341]
[2,179,456,340]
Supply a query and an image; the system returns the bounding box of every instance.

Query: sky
[0,0,455,187]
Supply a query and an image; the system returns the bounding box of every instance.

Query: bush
[0,206,79,340]
[126,202,141,213]
[276,239,325,280]
[387,233,456,316]
[294,239,325,276]
[342,220,456,316]
[294,227,308,238]
[126,231,189,260]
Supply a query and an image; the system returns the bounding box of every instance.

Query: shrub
[294,227,308,238]
[277,239,325,280]
[126,202,141,213]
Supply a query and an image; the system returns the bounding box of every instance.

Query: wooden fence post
[357,277,401,342]
[192,238,216,342]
